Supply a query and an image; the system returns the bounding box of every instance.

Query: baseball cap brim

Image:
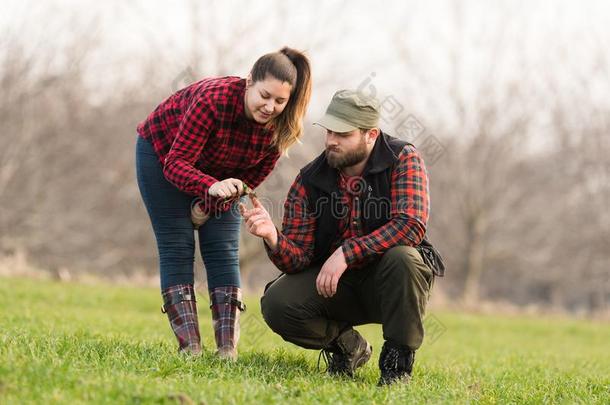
[313,113,359,133]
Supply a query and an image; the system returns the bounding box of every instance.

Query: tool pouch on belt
[415,238,446,277]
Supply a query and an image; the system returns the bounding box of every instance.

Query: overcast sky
[2,0,609,148]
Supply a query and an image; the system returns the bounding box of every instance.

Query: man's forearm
[342,215,426,266]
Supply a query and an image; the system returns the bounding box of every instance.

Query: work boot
[209,286,246,361]
[320,328,372,377]
[161,284,202,355]
[377,341,415,386]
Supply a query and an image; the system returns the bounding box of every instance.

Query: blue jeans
[135,136,242,290]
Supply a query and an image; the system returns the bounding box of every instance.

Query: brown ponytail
[249,47,312,154]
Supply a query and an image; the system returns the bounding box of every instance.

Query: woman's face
[244,75,292,124]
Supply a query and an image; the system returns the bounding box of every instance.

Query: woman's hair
[250,47,312,154]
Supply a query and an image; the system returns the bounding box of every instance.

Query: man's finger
[242,208,257,220]
[247,215,259,228]
[319,273,328,298]
[321,277,327,297]
[324,273,333,298]
[248,214,267,224]
[250,195,263,209]
[245,209,265,221]
[331,276,338,296]
[248,218,262,230]
[245,213,264,227]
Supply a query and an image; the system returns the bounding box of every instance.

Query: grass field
[0,276,608,404]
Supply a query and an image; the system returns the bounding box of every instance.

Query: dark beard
[325,141,368,169]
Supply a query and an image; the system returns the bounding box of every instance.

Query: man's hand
[240,195,278,248]
[209,178,244,199]
[316,246,348,298]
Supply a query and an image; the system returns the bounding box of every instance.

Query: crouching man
[241,90,443,386]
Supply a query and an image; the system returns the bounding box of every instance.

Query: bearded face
[325,130,368,169]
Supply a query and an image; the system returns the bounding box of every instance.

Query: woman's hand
[208,178,244,199]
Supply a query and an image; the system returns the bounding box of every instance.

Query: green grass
[0,277,608,404]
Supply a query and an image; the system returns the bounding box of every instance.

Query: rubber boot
[209,286,246,361]
[161,284,202,355]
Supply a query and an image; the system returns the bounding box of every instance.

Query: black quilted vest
[299,131,411,264]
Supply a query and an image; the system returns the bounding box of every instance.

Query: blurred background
[0,0,608,316]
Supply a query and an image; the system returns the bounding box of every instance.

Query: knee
[378,246,421,279]
[378,246,433,293]
[382,246,419,267]
[260,287,288,335]
[261,286,311,337]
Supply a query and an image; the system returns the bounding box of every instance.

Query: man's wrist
[341,240,359,266]
[264,229,279,252]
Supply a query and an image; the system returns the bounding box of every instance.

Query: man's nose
[326,139,338,148]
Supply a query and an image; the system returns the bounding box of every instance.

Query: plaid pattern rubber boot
[209,286,246,361]
[161,284,202,355]
[377,341,416,386]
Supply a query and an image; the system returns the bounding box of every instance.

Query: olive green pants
[260,246,434,351]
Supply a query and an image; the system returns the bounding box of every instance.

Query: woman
[135,47,312,359]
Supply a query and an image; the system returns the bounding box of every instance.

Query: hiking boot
[377,341,415,386]
[320,328,372,377]
[161,284,202,355]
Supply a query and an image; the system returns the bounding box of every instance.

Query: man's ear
[366,128,380,144]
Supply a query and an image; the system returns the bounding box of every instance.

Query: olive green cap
[314,89,380,132]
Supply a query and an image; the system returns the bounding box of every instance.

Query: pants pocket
[408,247,434,291]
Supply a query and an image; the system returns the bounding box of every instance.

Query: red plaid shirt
[137,76,280,212]
[266,144,429,272]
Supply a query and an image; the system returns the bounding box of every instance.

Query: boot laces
[317,348,348,373]
[381,346,401,371]
[317,349,331,372]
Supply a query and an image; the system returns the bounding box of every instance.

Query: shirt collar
[235,78,247,120]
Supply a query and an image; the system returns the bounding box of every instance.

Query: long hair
[249,47,312,154]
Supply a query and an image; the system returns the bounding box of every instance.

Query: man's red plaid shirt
[266,144,429,271]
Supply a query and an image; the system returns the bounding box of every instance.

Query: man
[240,90,442,386]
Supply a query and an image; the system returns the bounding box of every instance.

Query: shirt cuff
[198,174,220,193]
[342,239,365,266]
